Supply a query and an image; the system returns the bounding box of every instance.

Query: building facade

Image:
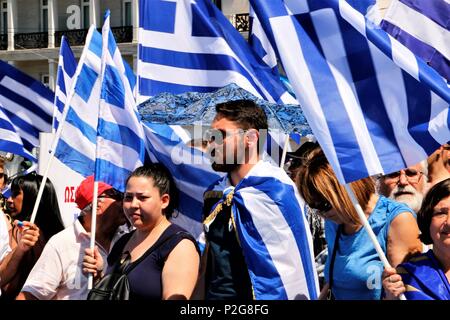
[0,0,250,89]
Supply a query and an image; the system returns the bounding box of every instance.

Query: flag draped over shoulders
[397,250,450,300]
[205,161,319,300]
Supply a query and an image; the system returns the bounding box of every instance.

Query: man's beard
[209,145,244,173]
[389,185,424,212]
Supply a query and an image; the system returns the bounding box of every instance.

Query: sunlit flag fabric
[54,26,138,191]
[0,59,53,152]
[0,103,36,161]
[53,36,77,131]
[95,11,146,191]
[204,160,319,299]
[54,26,103,179]
[250,0,450,184]
[137,0,296,104]
[380,0,450,82]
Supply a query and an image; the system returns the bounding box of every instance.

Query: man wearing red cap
[16,176,130,300]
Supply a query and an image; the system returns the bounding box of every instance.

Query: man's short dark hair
[215,99,269,131]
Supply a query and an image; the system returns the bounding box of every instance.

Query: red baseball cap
[75,175,113,210]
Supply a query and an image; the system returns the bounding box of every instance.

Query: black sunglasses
[309,201,332,213]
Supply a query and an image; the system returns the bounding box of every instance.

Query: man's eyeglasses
[384,169,423,184]
[98,189,124,201]
[203,128,248,145]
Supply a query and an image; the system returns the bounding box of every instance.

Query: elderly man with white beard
[377,161,428,213]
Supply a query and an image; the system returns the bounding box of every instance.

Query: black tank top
[106,224,199,300]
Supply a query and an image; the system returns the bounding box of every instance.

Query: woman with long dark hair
[0,172,64,299]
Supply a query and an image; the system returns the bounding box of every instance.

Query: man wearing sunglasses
[17,176,130,300]
[377,161,428,213]
[201,100,318,300]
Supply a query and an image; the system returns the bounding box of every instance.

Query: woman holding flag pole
[296,148,423,300]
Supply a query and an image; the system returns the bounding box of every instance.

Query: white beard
[389,185,424,212]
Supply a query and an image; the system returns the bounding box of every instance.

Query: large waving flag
[380,0,449,82]
[204,160,319,299]
[54,26,139,191]
[0,103,36,161]
[53,36,77,131]
[137,0,296,104]
[250,0,450,184]
[0,60,53,152]
[54,26,103,179]
[95,11,146,191]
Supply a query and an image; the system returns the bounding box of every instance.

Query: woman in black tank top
[83,164,200,300]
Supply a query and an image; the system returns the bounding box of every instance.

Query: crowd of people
[0,100,448,300]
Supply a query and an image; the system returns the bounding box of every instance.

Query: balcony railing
[111,26,133,43]
[0,34,6,50]
[55,29,90,47]
[14,32,48,49]
[56,26,133,47]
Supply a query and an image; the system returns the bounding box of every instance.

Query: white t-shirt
[0,212,12,297]
[21,219,129,300]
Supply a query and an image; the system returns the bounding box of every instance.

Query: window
[41,0,48,32]
[1,1,7,35]
[82,0,89,29]
[41,74,50,87]
[122,0,132,26]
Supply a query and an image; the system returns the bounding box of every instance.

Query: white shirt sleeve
[21,240,63,300]
[0,212,11,262]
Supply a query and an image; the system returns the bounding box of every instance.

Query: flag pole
[279,133,289,168]
[343,184,406,300]
[87,181,99,289]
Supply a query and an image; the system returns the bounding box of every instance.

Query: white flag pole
[29,27,97,225]
[87,181,99,289]
[280,133,290,168]
[343,184,406,300]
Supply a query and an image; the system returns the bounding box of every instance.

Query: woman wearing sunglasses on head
[296,148,423,300]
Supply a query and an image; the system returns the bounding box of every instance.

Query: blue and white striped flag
[0,60,53,152]
[250,0,450,184]
[95,11,146,191]
[380,0,449,82]
[137,0,296,104]
[204,160,319,299]
[249,4,279,77]
[54,26,103,179]
[53,36,77,131]
[54,26,139,191]
[0,103,36,161]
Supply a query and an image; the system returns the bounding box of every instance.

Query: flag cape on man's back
[250,0,450,184]
[204,160,319,300]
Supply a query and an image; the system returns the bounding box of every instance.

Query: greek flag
[137,0,296,104]
[54,26,102,179]
[204,160,319,299]
[0,103,36,161]
[53,36,77,131]
[54,25,138,191]
[249,5,279,76]
[95,11,145,191]
[381,0,449,82]
[250,0,450,184]
[0,59,53,152]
